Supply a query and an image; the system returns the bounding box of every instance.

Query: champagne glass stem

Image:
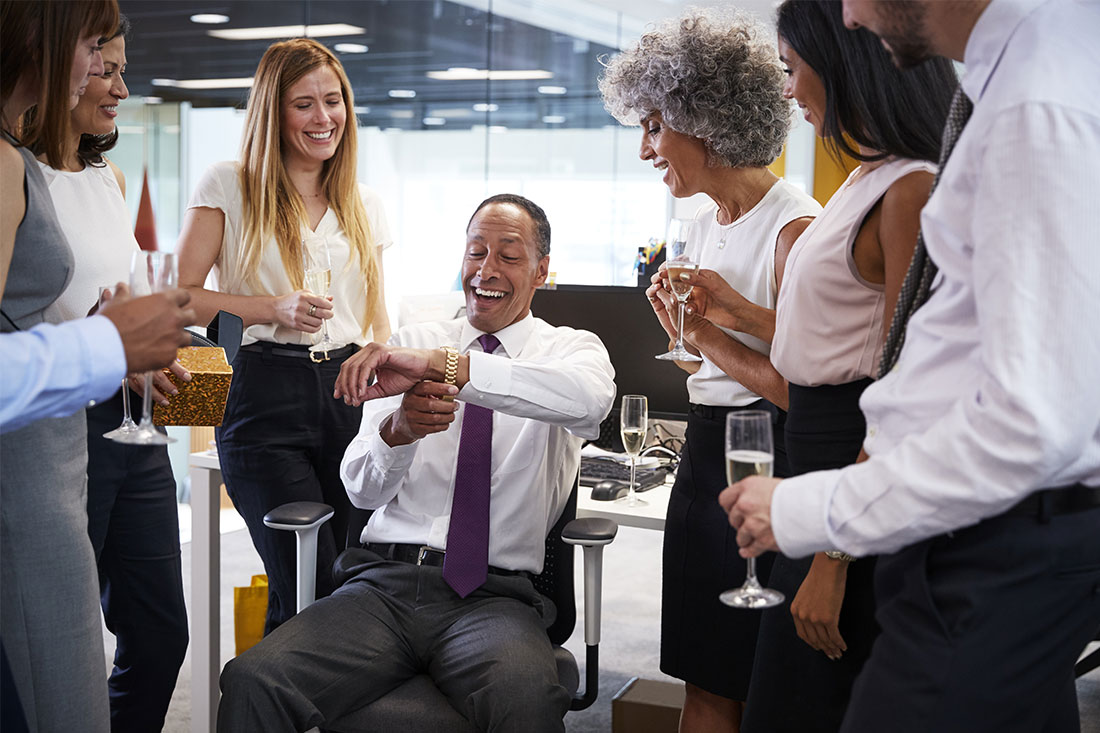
[628,455,638,505]
[121,378,132,422]
[746,556,759,586]
[139,373,155,428]
[675,299,687,350]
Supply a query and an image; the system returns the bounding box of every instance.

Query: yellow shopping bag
[233,574,268,655]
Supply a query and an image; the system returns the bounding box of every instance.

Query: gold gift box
[153,346,233,427]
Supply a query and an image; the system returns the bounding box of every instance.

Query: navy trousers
[216,344,362,634]
[86,394,189,732]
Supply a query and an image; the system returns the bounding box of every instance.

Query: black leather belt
[689,401,770,420]
[364,542,531,579]
[1002,484,1100,521]
[240,342,357,362]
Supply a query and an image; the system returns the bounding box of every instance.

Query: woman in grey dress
[1,2,121,730]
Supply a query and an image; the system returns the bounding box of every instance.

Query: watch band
[440,346,459,402]
[824,550,856,562]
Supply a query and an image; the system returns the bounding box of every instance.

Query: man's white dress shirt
[0,316,125,434]
[340,313,615,574]
[772,0,1100,558]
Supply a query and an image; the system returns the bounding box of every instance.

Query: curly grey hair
[599,7,791,168]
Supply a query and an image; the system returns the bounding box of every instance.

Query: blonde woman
[178,38,393,634]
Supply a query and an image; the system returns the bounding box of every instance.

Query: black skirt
[660,399,786,700]
[742,378,877,733]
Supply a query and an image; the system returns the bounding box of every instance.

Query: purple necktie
[442,333,500,598]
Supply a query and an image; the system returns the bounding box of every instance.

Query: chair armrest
[561,517,617,546]
[562,518,617,647]
[263,501,334,532]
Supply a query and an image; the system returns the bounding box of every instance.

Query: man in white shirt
[719,1,1100,731]
[218,194,615,732]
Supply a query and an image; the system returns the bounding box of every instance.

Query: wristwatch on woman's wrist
[824,550,856,562]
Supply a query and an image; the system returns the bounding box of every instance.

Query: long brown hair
[237,38,381,333]
[0,0,119,166]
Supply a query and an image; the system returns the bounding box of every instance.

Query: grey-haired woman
[601,8,820,731]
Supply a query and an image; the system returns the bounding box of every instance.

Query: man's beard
[876,1,935,69]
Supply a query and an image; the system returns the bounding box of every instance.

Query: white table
[576,479,671,531]
[188,451,222,733]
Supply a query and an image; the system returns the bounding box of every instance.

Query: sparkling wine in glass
[98,286,139,440]
[617,395,649,506]
[303,238,338,358]
[656,219,702,363]
[719,410,784,609]
[109,252,177,445]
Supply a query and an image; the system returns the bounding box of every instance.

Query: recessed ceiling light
[422,117,446,126]
[190,13,229,24]
[388,89,416,99]
[353,106,370,115]
[472,103,499,113]
[152,77,254,90]
[538,85,567,95]
[207,23,365,41]
[542,115,566,124]
[334,43,368,54]
[427,68,553,81]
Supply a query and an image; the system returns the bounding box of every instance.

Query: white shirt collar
[458,311,536,356]
[962,0,1046,102]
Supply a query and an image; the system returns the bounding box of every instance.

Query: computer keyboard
[580,457,668,492]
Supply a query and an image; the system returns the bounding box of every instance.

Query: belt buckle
[309,349,329,363]
[416,546,441,565]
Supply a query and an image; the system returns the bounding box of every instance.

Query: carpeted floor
[111,519,1099,732]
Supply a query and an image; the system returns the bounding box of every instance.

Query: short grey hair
[599,7,791,169]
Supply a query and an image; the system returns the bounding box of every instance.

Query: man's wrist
[824,550,856,563]
[438,346,459,400]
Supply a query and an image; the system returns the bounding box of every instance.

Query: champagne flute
[98,286,139,439]
[303,237,337,360]
[655,219,702,362]
[617,395,649,506]
[109,252,177,445]
[719,410,784,609]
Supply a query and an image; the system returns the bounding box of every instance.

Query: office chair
[263,475,618,732]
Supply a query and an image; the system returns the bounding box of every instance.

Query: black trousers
[216,343,362,634]
[85,394,189,733]
[842,502,1100,733]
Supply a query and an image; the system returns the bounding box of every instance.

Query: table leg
[190,465,221,733]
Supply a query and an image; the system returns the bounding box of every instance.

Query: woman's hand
[273,290,333,332]
[790,553,849,660]
[128,360,192,407]
[646,267,679,341]
[680,269,751,331]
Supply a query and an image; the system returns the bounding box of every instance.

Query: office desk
[576,479,671,531]
[188,451,222,733]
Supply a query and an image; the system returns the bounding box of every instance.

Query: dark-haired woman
[688,2,957,730]
[36,19,189,730]
[1,1,119,730]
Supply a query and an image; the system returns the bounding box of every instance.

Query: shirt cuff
[84,315,128,399]
[368,425,417,473]
[462,350,512,401]
[771,469,843,558]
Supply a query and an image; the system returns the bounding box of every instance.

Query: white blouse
[188,160,394,348]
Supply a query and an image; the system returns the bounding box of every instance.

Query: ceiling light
[152,77,254,90]
[427,68,553,81]
[190,13,229,24]
[472,103,499,113]
[353,106,370,115]
[389,110,414,119]
[334,43,368,54]
[207,23,364,41]
[538,85,567,95]
[422,117,446,126]
[388,89,416,99]
[430,108,473,118]
[143,96,163,104]
[542,115,566,124]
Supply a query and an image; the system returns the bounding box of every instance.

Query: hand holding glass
[303,238,338,356]
[618,395,648,506]
[108,252,177,445]
[656,219,702,362]
[99,286,138,440]
[719,410,784,609]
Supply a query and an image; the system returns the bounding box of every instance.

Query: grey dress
[0,141,109,731]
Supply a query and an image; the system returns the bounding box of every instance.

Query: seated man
[218,194,615,733]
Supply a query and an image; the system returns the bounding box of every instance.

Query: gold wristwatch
[824,550,856,562]
[440,346,459,401]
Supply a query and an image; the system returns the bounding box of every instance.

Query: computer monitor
[531,284,691,424]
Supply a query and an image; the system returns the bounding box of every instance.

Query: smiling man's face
[461,202,549,334]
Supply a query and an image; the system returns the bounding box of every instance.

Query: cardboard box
[612,677,685,733]
[153,347,233,427]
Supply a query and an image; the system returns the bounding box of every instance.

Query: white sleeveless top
[772,158,936,387]
[188,160,394,348]
[39,160,140,324]
[686,179,821,407]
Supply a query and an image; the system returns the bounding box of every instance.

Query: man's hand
[790,554,849,660]
[335,343,448,406]
[380,380,460,446]
[718,475,781,557]
[100,284,196,373]
[128,360,191,407]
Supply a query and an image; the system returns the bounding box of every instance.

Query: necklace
[714,208,742,249]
